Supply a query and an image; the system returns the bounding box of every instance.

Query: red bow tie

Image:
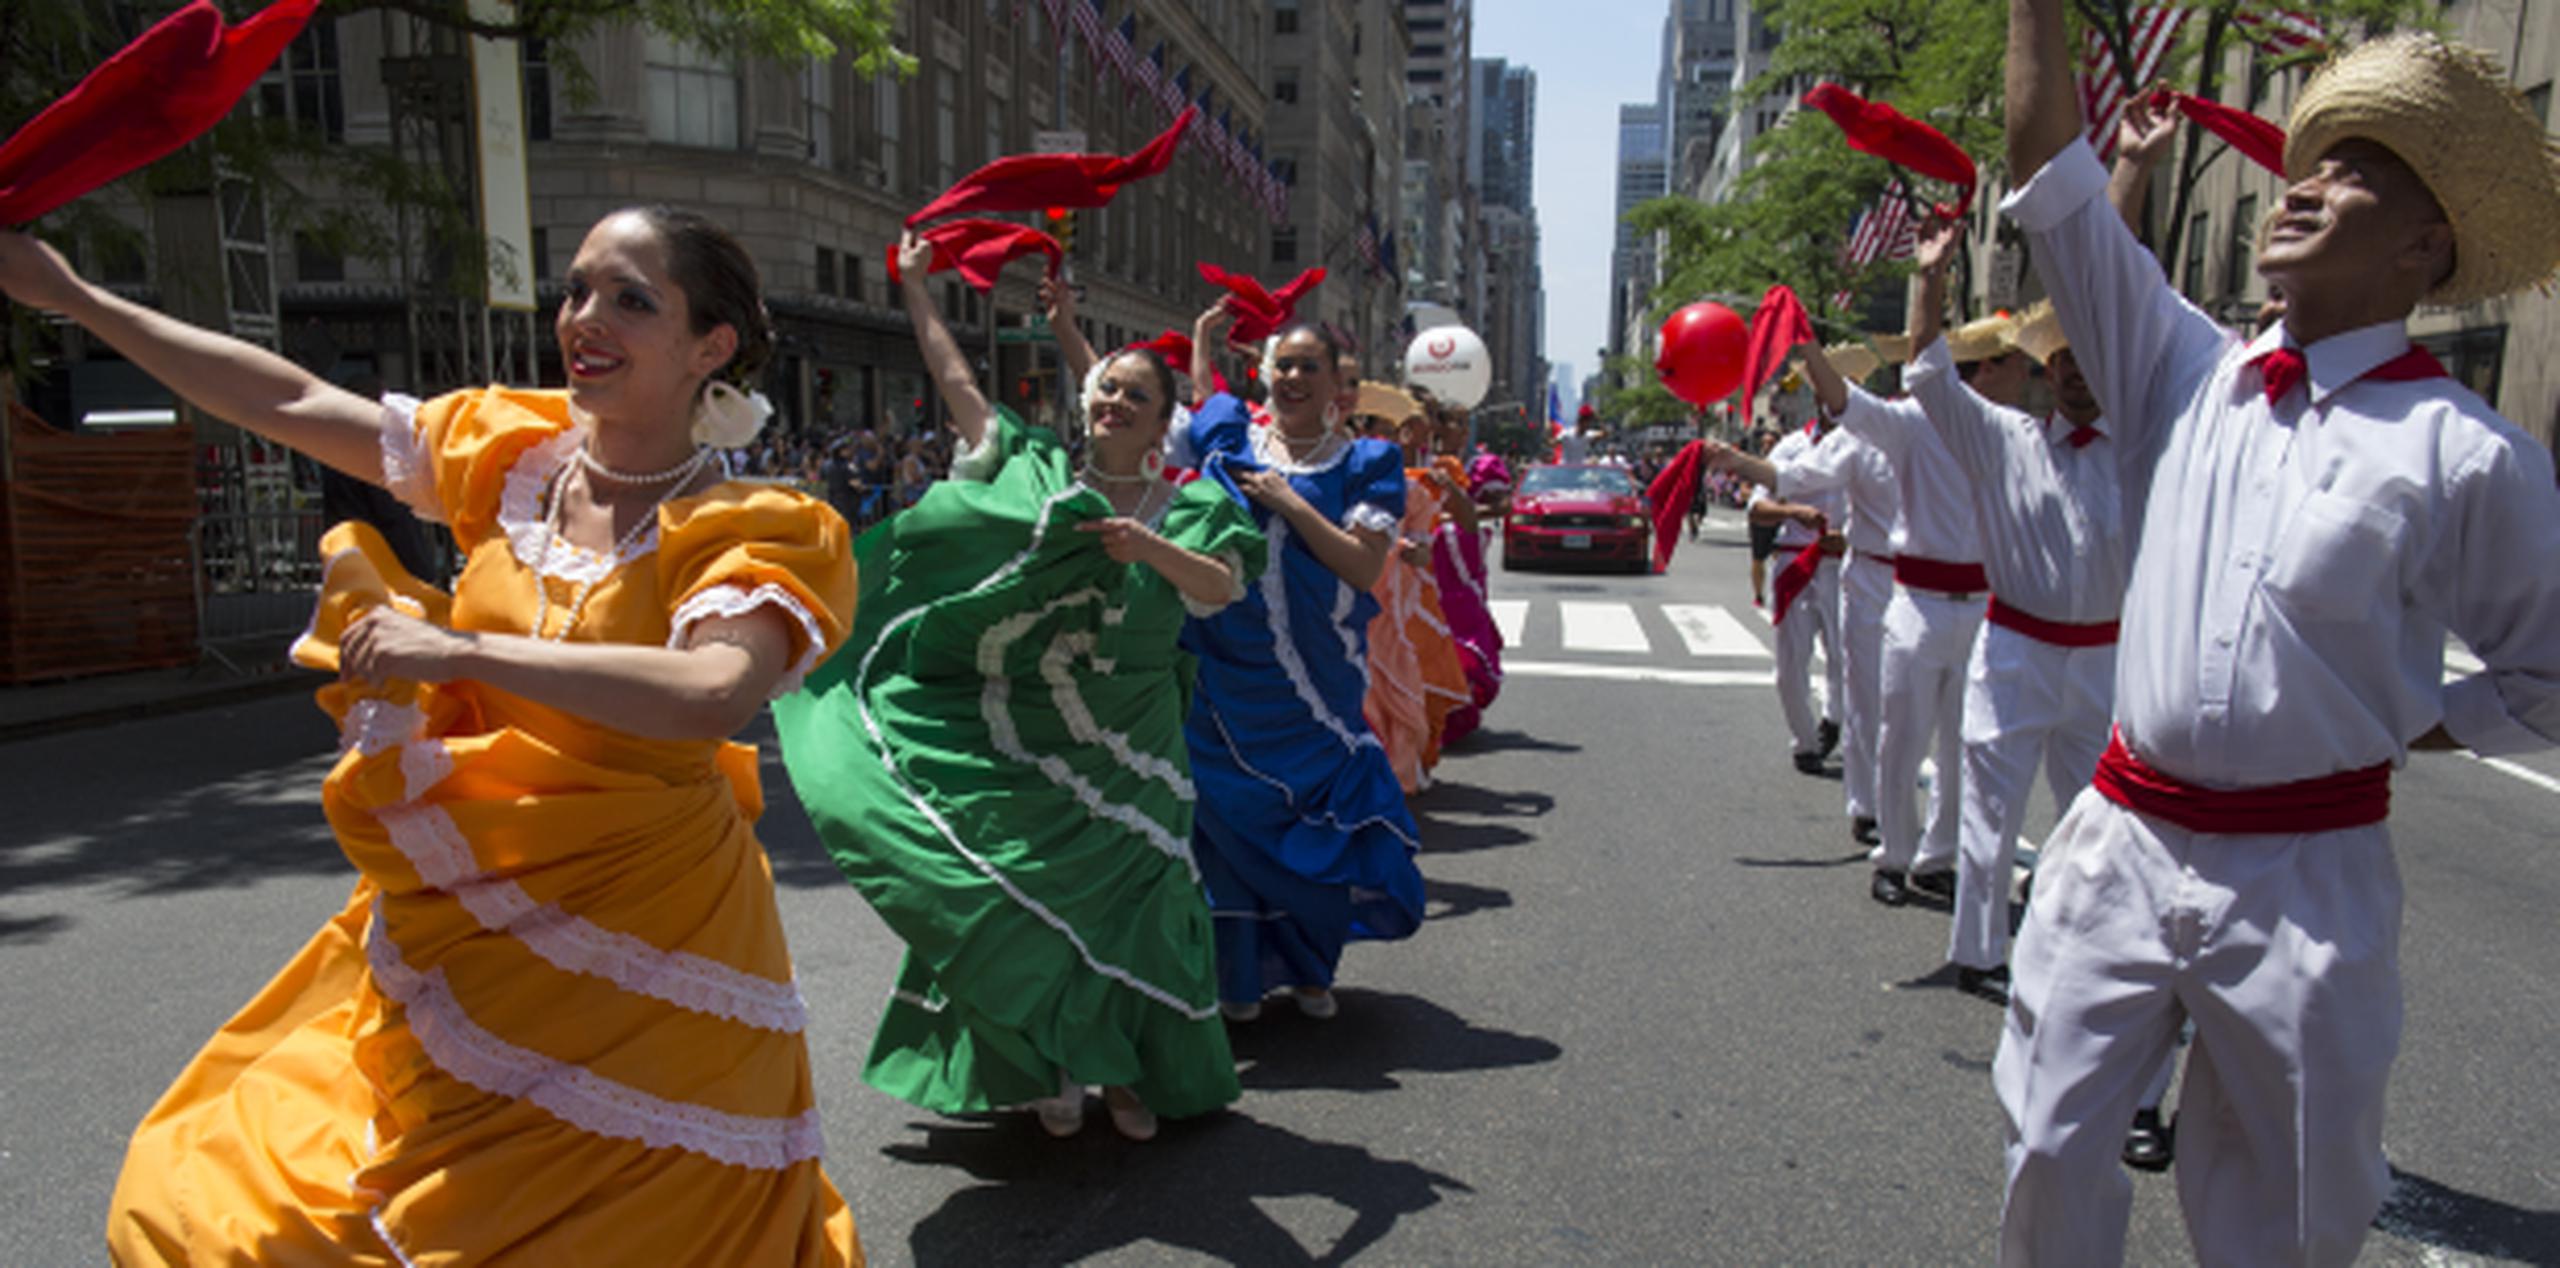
[2067,424,2102,449]
[2253,347,2308,405]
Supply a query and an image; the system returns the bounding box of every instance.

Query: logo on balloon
[1402,325,1491,409]
[1427,335,1456,358]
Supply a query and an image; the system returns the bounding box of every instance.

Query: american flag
[1137,41,1165,105]
[1071,0,1105,55]
[1104,13,1138,84]
[2077,5,2189,163]
[1829,183,1917,310]
[2232,6,2325,56]
[1040,0,1066,42]
[1356,216,1382,272]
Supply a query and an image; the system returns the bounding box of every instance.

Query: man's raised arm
[2006,0,2082,181]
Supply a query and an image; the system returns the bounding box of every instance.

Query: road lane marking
[2468,753,2560,796]
[1489,599,1528,646]
[1559,602,1651,653]
[1505,660,1774,687]
[1661,604,1771,658]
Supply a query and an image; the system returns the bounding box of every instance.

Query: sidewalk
[0,645,314,743]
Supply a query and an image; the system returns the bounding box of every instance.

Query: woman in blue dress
[1178,306,1426,1021]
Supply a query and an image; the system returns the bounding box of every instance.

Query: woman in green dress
[775,233,1264,1140]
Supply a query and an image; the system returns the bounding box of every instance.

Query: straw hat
[1822,341,1881,383]
[2285,33,2560,306]
[1945,312,2021,363]
[1357,382,1423,422]
[1868,333,1913,365]
[2011,301,2067,365]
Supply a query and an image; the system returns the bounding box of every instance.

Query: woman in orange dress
[1363,410,1472,790]
[0,209,862,1265]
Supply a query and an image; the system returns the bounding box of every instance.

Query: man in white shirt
[1997,14,2560,1265]
[1708,351,1901,842]
[1746,420,1849,773]
[1813,313,2026,907]
[1904,284,2126,1006]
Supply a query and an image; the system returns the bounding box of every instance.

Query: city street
[4,513,2556,1265]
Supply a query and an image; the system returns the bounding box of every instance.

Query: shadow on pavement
[1412,782,1555,820]
[1733,850,1872,870]
[1449,727,1582,756]
[888,1111,1471,1266]
[1227,987,1562,1094]
[1424,877,1513,923]
[2375,1167,2560,1263]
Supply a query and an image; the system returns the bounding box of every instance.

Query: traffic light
[1046,207,1076,254]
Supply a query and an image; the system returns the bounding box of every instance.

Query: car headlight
[1624,515,1647,528]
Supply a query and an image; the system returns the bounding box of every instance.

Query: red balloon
[1655,302,1748,406]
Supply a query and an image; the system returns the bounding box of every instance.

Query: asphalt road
[4,512,2556,1265]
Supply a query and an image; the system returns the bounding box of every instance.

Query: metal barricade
[192,507,328,674]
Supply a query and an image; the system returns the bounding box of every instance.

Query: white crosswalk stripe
[1660,604,1771,659]
[1489,599,1528,647]
[1558,601,1652,653]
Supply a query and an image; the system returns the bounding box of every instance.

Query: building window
[531,227,549,280]
[1274,70,1299,104]
[935,66,958,186]
[876,74,903,191]
[1274,4,1299,34]
[511,39,551,142]
[2417,324,2507,407]
[2182,211,2210,297]
[644,34,739,149]
[845,252,865,304]
[1273,228,1298,264]
[259,19,343,142]
[294,232,345,283]
[816,246,838,297]
[90,229,148,287]
[807,59,837,169]
[2224,194,2256,300]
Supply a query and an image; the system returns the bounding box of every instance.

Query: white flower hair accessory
[692,380,773,448]
[1080,357,1111,419]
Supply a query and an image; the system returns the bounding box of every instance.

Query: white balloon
[1402,325,1492,409]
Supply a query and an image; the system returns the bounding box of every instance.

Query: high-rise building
[1699,0,1791,206]
[1401,0,1477,326]
[1667,0,1739,196]
[1470,59,1535,214]
[1470,59,1543,411]
[1607,102,1668,360]
[1267,0,1405,361]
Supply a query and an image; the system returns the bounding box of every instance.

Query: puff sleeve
[1159,475,1269,615]
[1344,438,1409,534]
[380,386,578,551]
[1184,393,1256,465]
[655,487,858,699]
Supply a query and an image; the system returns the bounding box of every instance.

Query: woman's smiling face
[554,212,733,426]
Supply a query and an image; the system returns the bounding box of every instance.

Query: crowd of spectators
[725,428,960,532]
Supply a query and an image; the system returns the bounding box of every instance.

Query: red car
[1502,463,1651,572]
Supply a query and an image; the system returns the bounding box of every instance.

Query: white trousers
[1837,555,1892,822]
[1875,587,1981,873]
[1773,557,1843,753]
[1995,792,2401,1268]
[1948,625,2115,970]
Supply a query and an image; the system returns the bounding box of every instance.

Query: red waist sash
[1894,554,1989,596]
[2091,728,2391,835]
[1986,596,2119,648]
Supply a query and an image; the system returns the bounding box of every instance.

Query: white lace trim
[363,902,824,1170]
[342,698,428,757]
[497,426,663,586]
[1344,502,1398,535]
[668,582,828,700]
[378,394,442,524]
[1251,423,1352,475]
[950,427,1004,482]
[370,802,809,1034]
[1180,548,1249,618]
[974,590,1197,878]
[889,987,950,1014]
[399,739,455,803]
[848,485,1219,1021]
[1258,518,1384,756]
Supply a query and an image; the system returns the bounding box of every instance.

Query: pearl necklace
[530,462,701,641]
[578,443,713,485]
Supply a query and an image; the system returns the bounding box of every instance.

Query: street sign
[1032,130,1088,155]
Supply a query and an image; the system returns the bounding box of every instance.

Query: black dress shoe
[1794,750,1826,775]
[1851,816,1881,846]
[1906,868,1956,900]
[1870,868,1909,906]
[1956,964,2010,1004]
[2122,1108,2175,1172]
[1816,718,1841,758]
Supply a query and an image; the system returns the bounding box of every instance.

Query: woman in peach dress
[0,208,862,1265]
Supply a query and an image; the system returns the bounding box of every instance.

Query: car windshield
[1519,466,1638,498]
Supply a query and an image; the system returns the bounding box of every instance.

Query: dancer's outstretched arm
[897,231,992,452]
[1041,273,1096,388]
[0,229,384,481]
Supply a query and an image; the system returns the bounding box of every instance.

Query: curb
[0,669,319,745]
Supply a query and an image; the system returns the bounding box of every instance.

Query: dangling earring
[692,380,774,448]
[1322,402,1345,434]
[1141,448,1165,478]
